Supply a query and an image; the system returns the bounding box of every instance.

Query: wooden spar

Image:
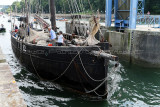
[25,0,28,25]
[42,6,43,18]
[91,51,119,61]
[50,0,56,31]
[34,14,50,28]
[28,0,30,39]
[48,0,50,13]
[10,6,12,30]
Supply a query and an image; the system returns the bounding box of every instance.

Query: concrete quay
[104,25,160,68]
[0,47,26,107]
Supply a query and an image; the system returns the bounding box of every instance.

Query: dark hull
[11,35,108,99]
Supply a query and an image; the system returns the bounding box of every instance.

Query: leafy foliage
[8,0,105,14]
[5,0,160,15]
[144,0,160,14]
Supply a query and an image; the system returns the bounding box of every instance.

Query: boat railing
[63,33,79,41]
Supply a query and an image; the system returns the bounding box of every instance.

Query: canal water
[0,15,160,107]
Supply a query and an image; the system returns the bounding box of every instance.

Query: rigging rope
[78,0,83,14]
[87,0,93,14]
[66,0,73,14]
[74,0,80,14]
[81,0,87,19]
[70,0,75,14]
[73,0,77,13]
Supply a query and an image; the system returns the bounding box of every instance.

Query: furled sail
[85,16,100,45]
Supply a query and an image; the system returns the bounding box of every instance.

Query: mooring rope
[78,48,119,97]
[84,73,107,94]
[30,54,43,80]
[49,49,82,82]
[94,90,108,97]
[85,67,117,94]
[29,48,84,82]
[78,54,105,82]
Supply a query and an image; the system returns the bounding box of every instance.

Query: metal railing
[137,15,160,27]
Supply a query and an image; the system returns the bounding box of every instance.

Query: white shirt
[58,34,64,43]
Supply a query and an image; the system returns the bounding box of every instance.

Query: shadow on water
[13,67,110,107]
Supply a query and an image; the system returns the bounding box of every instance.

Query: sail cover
[85,16,100,45]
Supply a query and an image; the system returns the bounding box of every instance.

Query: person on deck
[15,25,18,32]
[47,27,56,45]
[1,24,4,28]
[57,31,65,46]
[27,25,30,36]
[30,22,33,29]
[17,24,25,41]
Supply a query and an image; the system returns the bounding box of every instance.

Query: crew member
[1,24,4,28]
[15,25,18,32]
[57,31,64,46]
[47,27,56,45]
[17,24,25,41]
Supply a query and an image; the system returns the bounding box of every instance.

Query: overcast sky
[0,0,20,5]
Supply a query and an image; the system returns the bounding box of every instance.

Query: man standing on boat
[47,27,56,45]
[17,24,25,41]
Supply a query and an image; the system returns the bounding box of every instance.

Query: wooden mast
[48,0,50,14]
[50,0,56,31]
[25,0,28,25]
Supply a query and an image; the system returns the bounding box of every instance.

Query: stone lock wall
[105,29,160,68]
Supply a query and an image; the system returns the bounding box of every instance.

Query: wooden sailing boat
[11,0,118,99]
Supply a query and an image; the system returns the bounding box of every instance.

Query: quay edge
[0,47,27,107]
